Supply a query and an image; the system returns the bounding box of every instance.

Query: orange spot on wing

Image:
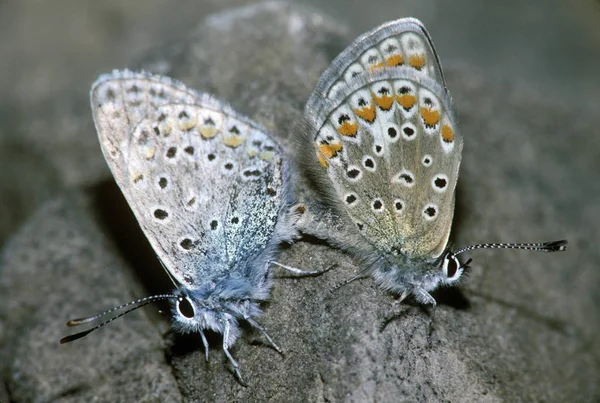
[368,61,385,71]
[353,105,376,123]
[396,94,416,110]
[178,119,196,131]
[385,54,404,67]
[373,94,394,111]
[337,121,359,137]
[199,126,218,139]
[223,135,245,148]
[441,124,455,142]
[420,107,440,127]
[408,54,426,70]
[318,142,343,158]
[317,151,328,167]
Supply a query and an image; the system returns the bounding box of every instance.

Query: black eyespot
[364,158,374,169]
[180,238,193,250]
[229,126,240,134]
[231,216,239,224]
[210,220,218,230]
[424,97,433,106]
[347,168,361,179]
[154,209,168,220]
[224,162,233,170]
[208,153,216,161]
[184,146,194,155]
[388,127,397,138]
[372,199,383,210]
[446,257,458,278]
[158,177,168,189]
[204,117,215,126]
[399,86,410,94]
[395,201,403,211]
[375,145,382,153]
[166,147,177,158]
[400,173,413,183]
[178,110,189,119]
[346,194,357,204]
[358,98,367,106]
[243,169,261,177]
[403,126,415,137]
[177,297,195,319]
[425,206,436,217]
[434,177,447,189]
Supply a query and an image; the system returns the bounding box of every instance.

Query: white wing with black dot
[301,20,462,260]
[91,70,285,289]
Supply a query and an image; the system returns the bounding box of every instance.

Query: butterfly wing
[301,19,462,260]
[306,17,445,113]
[91,70,285,289]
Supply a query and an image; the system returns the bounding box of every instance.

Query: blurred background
[0,0,599,245]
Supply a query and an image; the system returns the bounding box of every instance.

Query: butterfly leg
[199,329,209,362]
[414,287,437,343]
[223,320,246,386]
[245,316,283,355]
[270,260,336,277]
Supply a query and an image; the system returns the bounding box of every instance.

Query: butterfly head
[170,276,267,338]
[439,251,469,286]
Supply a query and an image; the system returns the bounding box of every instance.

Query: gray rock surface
[1,2,599,402]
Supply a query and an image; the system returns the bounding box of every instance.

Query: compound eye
[177,296,195,319]
[442,254,461,281]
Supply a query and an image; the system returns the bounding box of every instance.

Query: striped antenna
[454,240,567,256]
[60,294,178,344]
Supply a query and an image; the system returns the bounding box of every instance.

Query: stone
[1,2,598,402]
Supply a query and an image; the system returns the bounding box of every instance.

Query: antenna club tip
[545,240,568,252]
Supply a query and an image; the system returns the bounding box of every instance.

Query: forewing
[306,17,445,115]
[91,70,284,289]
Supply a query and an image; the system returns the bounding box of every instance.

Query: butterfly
[61,70,310,384]
[294,18,567,307]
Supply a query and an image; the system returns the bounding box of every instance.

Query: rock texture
[1,2,599,402]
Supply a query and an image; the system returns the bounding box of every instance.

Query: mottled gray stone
[1,2,599,402]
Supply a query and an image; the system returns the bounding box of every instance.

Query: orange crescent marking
[223,135,245,148]
[353,105,376,123]
[408,54,426,70]
[386,54,404,67]
[337,121,359,137]
[396,94,416,110]
[373,94,394,111]
[441,124,455,142]
[368,61,385,71]
[420,107,440,127]
[318,142,343,158]
[317,151,328,167]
